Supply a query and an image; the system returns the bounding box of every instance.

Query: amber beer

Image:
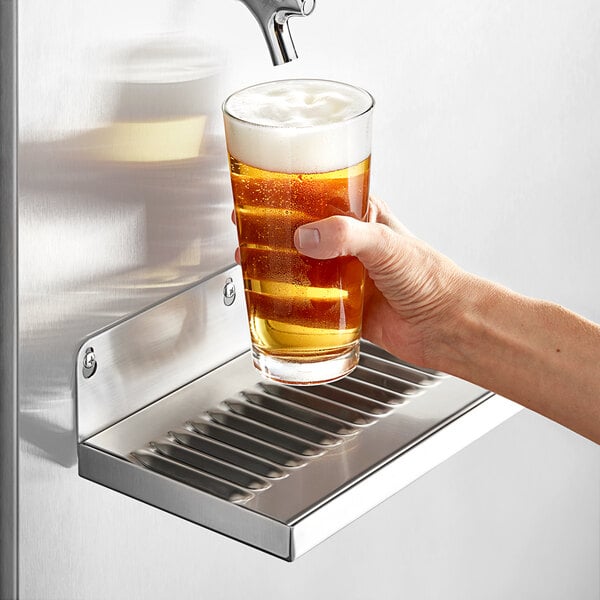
[223,79,374,384]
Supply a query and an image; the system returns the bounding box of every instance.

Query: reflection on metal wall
[19,26,235,465]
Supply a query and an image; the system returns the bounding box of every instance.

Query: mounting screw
[223,277,236,306]
[82,347,97,379]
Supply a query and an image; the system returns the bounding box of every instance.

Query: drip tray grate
[76,267,496,561]
[130,341,446,505]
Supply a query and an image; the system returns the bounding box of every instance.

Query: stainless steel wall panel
[17,3,239,597]
[13,0,600,598]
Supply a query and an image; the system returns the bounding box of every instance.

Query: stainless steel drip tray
[77,266,519,561]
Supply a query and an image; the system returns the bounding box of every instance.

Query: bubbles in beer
[229,157,370,355]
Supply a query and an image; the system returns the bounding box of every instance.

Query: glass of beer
[223,79,374,385]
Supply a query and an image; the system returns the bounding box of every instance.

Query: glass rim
[222,78,375,130]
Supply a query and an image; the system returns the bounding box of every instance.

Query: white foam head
[223,79,374,174]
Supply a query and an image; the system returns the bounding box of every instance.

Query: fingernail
[296,227,320,250]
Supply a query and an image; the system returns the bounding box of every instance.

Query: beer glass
[223,79,374,385]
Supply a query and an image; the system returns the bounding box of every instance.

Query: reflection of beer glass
[223,79,374,385]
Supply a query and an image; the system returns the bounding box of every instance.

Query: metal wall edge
[0,0,18,597]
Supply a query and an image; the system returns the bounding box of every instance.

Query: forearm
[431,275,600,444]
[292,207,600,443]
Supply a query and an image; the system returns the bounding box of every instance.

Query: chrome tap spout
[238,0,316,65]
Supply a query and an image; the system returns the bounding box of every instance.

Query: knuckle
[319,216,354,258]
[334,217,355,253]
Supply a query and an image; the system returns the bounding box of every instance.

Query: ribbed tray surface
[131,342,446,504]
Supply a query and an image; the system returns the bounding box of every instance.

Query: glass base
[252,343,360,386]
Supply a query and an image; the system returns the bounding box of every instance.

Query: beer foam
[223,79,373,174]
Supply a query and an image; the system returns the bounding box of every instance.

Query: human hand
[293,196,472,369]
[235,196,600,441]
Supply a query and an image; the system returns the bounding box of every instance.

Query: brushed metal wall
[17,2,239,597]
[12,1,600,599]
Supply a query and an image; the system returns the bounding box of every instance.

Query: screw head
[82,347,97,379]
[223,277,236,306]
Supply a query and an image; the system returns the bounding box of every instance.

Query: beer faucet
[238,0,316,65]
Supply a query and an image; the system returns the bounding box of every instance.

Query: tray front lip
[289,394,521,560]
[79,395,521,561]
[78,442,294,560]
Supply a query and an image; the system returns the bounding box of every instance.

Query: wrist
[420,270,500,377]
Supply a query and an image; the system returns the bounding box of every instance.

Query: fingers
[368,195,412,236]
[294,215,400,274]
[236,197,412,277]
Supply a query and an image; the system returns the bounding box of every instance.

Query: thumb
[294,215,460,338]
[294,216,397,272]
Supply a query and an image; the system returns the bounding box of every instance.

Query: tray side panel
[77,266,249,440]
